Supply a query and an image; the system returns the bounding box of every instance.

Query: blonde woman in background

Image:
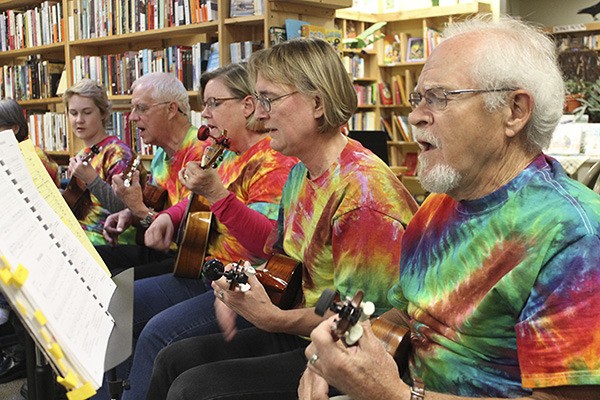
[63,79,136,245]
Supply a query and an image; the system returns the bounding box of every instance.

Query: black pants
[95,244,176,280]
[148,327,310,400]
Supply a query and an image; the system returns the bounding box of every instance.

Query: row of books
[1,59,65,101]
[355,83,378,107]
[343,54,366,79]
[230,0,264,17]
[230,41,263,64]
[425,26,443,58]
[348,111,377,131]
[379,71,415,107]
[382,27,442,65]
[27,112,68,152]
[381,113,413,142]
[555,34,600,52]
[67,0,217,41]
[0,2,64,52]
[27,104,206,155]
[72,42,213,94]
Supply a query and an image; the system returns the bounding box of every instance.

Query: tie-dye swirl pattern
[207,136,297,265]
[271,138,418,314]
[150,126,204,207]
[77,135,136,245]
[388,155,600,397]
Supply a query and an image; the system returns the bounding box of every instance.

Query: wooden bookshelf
[0,0,351,158]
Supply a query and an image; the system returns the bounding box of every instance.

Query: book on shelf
[393,74,408,106]
[383,35,403,64]
[285,19,309,40]
[378,82,394,106]
[380,116,394,141]
[404,69,415,103]
[230,41,263,63]
[391,76,401,105]
[269,26,287,46]
[392,113,412,142]
[206,42,220,72]
[230,0,263,17]
[300,25,342,50]
[425,26,443,57]
[354,83,376,106]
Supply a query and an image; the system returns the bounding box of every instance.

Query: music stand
[23,268,133,400]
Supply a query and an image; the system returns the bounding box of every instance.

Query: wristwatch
[139,208,157,228]
[410,377,425,400]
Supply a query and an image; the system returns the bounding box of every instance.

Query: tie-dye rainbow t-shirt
[388,154,600,397]
[270,138,418,314]
[202,136,297,265]
[78,135,135,245]
[150,126,204,208]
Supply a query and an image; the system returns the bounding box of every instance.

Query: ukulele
[172,126,231,279]
[62,145,101,220]
[315,288,411,365]
[120,155,166,211]
[203,253,303,310]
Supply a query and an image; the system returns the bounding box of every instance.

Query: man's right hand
[144,213,175,251]
[112,171,146,217]
[102,209,134,245]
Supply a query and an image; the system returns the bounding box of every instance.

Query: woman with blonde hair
[63,79,136,245]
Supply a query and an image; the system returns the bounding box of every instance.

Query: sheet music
[19,139,111,274]
[0,130,115,388]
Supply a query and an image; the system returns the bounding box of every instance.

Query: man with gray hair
[301,15,600,400]
[97,72,204,278]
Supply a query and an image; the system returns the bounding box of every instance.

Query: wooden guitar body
[171,127,230,279]
[172,195,212,279]
[256,254,303,310]
[62,145,101,220]
[371,317,410,365]
[202,254,303,310]
[143,184,168,211]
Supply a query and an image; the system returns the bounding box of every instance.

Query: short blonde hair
[248,38,357,134]
[63,79,112,128]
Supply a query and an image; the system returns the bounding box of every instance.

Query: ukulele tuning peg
[203,258,225,281]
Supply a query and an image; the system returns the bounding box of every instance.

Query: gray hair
[131,72,191,117]
[63,79,112,128]
[443,15,564,152]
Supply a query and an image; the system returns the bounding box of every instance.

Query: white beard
[418,156,462,194]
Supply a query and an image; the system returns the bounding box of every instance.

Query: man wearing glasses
[97,72,206,278]
[301,15,600,400]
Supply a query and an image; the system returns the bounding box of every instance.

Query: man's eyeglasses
[131,101,172,115]
[203,97,240,110]
[408,88,515,111]
[254,91,298,113]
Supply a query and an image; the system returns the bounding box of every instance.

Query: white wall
[507,0,600,26]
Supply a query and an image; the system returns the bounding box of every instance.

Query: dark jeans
[148,327,311,400]
[95,244,176,279]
